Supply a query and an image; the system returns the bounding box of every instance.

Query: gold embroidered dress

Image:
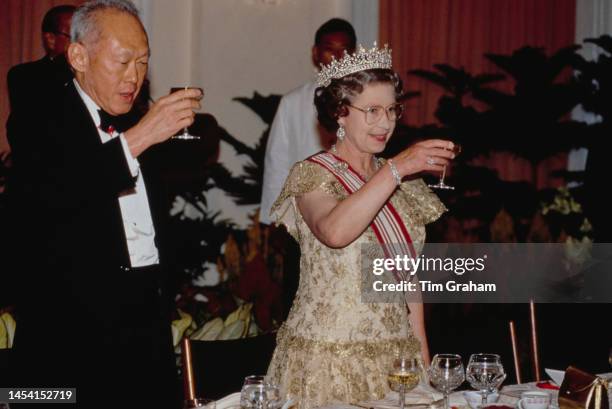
[267,159,446,409]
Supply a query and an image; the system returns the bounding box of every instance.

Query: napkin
[358,384,442,408]
[545,369,565,386]
[216,392,241,409]
[545,368,612,387]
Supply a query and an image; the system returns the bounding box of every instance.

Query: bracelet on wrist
[387,159,401,186]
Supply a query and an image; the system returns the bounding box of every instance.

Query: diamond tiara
[316,42,393,88]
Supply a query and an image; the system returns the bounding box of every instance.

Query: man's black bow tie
[98,109,118,134]
[98,109,140,134]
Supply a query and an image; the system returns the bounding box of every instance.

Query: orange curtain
[0,0,83,153]
[379,0,576,188]
[380,0,576,126]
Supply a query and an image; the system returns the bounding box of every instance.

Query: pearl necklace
[330,144,379,181]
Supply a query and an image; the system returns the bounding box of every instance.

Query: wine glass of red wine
[170,86,204,140]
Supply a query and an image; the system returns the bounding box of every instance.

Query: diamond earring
[336,125,346,141]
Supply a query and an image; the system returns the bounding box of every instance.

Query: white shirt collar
[73,79,102,129]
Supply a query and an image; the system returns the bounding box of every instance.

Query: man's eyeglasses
[348,103,404,124]
[53,31,71,38]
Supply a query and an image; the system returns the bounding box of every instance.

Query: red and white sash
[307,151,417,283]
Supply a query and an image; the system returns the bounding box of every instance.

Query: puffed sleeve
[270,160,345,240]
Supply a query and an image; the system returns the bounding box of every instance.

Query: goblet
[428,354,465,409]
[170,86,204,140]
[240,375,282,409]
[466,353,507,406]
[388,357,420,409]
[428,143,462,190]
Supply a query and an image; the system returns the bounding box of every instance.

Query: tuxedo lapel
[60,82,133,267]
[62,82,102,148]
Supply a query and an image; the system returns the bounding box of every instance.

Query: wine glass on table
[428,142,462,190]
[388,357,421,409]
[170,86,204,140]
[240,375,282,409]
[428,354,465,409]
[466,353,507,407]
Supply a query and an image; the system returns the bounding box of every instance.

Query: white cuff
[118,133,140,177]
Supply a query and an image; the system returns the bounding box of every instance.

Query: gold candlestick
[509,320,522,384]
[182,337,197,403]
[529,300,541,381]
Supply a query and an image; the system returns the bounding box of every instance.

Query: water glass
[240,375,282,409]
[466,353,507,406]
[428,354,465,409]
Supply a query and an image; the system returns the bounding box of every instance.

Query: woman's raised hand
[391,139,456,178]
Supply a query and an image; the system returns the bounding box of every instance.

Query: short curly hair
[314,69,403,133]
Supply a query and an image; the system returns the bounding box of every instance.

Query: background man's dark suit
[5,81,177,407]
[7,55,73,113]
[6,55,74,160]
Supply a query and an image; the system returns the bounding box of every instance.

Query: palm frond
[233,92,282,125]
[408,69,452,91]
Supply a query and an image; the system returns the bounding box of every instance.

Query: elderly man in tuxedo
[6,0,201,407]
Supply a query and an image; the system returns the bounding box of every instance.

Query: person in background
[260,18,356,319]
[259,18,356,225]
[6,5,75,115]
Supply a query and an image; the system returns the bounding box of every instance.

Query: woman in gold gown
[266,44,455,409]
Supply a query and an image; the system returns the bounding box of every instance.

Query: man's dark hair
[314,18,356,49]
[41,5,76,34]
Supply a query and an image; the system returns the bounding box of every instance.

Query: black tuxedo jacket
[4,81,177,406]
[7,55,73,113]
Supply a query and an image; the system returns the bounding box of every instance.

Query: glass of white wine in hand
[170,86,204,140]
[428,143,462,190]
[388,357,420,409]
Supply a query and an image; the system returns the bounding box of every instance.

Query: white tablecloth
[216,392,240,409]
[217,373,612,409]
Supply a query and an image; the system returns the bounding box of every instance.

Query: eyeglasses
[348,103,404,124]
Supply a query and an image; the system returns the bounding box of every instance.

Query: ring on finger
[426,156,436,166]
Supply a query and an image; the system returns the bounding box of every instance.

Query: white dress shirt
[74,80,159,267]
[260,81,328,225]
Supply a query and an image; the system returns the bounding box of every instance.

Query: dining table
[321,372,612,409]
[213,372,612,409]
